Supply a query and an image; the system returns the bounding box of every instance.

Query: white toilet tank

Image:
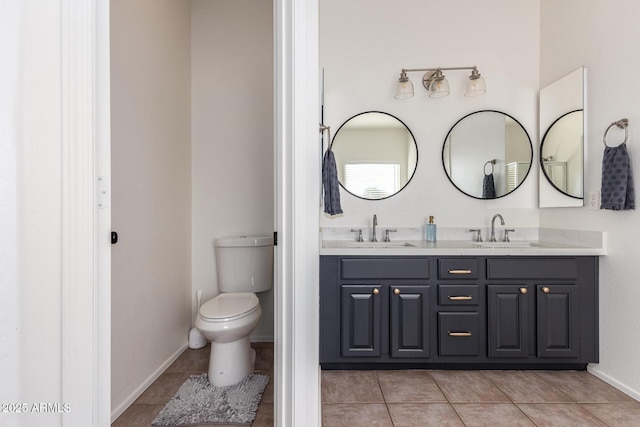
[215,235,274,293]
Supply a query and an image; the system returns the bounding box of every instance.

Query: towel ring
[484,159,495,175]
[603,118,629,147]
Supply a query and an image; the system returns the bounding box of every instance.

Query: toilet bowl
[194,235,273,387]
[195,292,262,387]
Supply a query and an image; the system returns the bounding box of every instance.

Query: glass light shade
[465,74,487,97]
[394,76,414,100]
[428,76,450,98]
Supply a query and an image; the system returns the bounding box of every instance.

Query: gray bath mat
[151,373,269,426]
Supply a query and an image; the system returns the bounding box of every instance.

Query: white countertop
[319,227,606,256]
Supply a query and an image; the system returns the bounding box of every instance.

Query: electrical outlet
[588,191,600,210]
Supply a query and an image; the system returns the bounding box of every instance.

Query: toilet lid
[200,292,259,320]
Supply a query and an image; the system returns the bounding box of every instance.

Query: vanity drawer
[438,285,479,306]
[487,258,578,280]
[438,258,479,279]
[438,312,480,356]
[341,258,430,280]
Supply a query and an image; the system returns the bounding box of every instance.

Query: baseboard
[588,364,640,402]
[111,341,188,423]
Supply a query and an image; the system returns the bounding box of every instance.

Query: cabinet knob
[372,288,379,295]
[542,287,550,294]
[393,288,401,295]
[520,287,527,294]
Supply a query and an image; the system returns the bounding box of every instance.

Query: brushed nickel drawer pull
[393,288,401,295]
[372,288,379,295]
[448,331,472,337]
[448,295,473,301]
[542,287,550,294]
[448,269,472,274]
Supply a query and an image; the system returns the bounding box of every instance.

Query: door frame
[66,0,322,424]
[274,0,321,425]
[59,0,111,425]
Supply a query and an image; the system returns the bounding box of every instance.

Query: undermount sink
[472,241,539,248]
[346,241,416,248]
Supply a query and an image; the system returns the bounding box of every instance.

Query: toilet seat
[199,292,259,322]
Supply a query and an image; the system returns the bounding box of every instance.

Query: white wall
[110,0,192,417]
[0,3,20,426]
[320,0,541,230]
[12,2,62,425]
[540,0,640,400]
[191,0,274,341]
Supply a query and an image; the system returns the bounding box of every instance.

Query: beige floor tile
[322,403,392,427]
[321,370,384,403]
[165,346,210,373]
[251,402,274,426]
[387,403,464,427]
[134,372,192,405]
[453,403,536,427]
[252,342,274,371]
[376,370,447,403]
[430,370,510,403]
[582,402,640,426]
[535,371,636,403]
[114,343,273,426]
[483,370,574,403]
[259,374,274,404]
[518,403,608,426]
[111,404,163,427]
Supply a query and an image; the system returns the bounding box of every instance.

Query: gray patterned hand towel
[600,143,635,210]
[322,149,343,215]
[482,173,496,199]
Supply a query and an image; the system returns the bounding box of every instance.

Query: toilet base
[207,337,256,387]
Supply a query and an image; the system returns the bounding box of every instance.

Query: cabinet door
[537,285,579,358]
[487,285,530,358]
[390,285,430,358]
[341,285,382,357]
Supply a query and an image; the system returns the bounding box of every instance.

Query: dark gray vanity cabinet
[487,285,530,358]
[487,284,580,358]
[536,284,580,358]
[435,259,483,358]
[320,257,432,364]
[390,285,431,358]
[341,285,382,357]
[321,255,599,369]
[486,258,593,361]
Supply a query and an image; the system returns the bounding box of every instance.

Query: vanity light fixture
[394,66,486,99]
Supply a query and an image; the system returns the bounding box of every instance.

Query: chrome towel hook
[484,159,496,175]
[603,118,629,147]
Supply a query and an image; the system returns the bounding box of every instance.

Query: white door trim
[274,0,321,425]
[60,1,110,425]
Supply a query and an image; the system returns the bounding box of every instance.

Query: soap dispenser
[425,216,437,242]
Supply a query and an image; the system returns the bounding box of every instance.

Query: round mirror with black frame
[330,111,418,200]
[442,110,533,199]
[540,109,583,199]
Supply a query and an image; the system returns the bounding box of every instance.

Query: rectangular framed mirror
[539,67,586,207]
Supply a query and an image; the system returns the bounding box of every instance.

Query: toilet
[195,235,273,387]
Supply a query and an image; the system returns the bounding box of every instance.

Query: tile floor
[321,369,640,426]
[112,342,273,427]
[113,345,640,427]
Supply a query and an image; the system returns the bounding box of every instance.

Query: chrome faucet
[490,214,505,242]
[371,214,378,242]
